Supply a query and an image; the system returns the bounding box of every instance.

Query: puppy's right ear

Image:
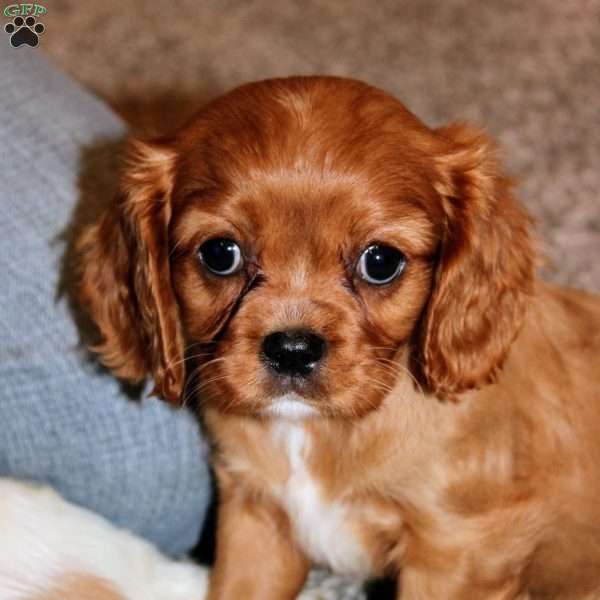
[77,138,185,404]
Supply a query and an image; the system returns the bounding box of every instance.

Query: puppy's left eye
[198,238,243,276]
[357,244,406,285]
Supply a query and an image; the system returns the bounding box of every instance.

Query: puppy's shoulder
[534,282,600,351]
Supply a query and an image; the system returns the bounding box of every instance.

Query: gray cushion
[0,44,211,556]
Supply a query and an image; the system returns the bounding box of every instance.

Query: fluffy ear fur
[77,139,185,404]
[420,124,535,399]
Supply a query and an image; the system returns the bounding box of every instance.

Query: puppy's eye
[357,244,406,285]
[198,238,243,276]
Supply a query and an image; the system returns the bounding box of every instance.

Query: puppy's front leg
[209,485,309,600]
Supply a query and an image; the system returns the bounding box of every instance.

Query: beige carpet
[39,1,600,597]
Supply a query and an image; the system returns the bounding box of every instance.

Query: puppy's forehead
[175,77,441,191]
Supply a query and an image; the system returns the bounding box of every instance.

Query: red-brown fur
[78,76,600,599]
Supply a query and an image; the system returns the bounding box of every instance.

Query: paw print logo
[4,15,45,48]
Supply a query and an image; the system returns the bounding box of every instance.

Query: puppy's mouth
[261,392,320,420]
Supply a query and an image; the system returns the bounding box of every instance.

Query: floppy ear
[420,124,535,399]
[77,138,185,404]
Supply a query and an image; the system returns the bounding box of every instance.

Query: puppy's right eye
[198,238,243,276]
[356,244,406,285]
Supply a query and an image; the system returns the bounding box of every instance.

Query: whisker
[180,369,201,408]
[366,353,424,395]
[163,351,217,373]
[195,356,227,371]
[182,374,230,407]
[168,236,188,259]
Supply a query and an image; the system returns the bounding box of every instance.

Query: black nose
[261,330,326,377]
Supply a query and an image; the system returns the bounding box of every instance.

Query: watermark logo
[4,3,46,47]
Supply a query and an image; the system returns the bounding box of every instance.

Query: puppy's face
[168,79,448,418]
[78,77,534,416]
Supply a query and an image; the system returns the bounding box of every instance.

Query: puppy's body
[205,282,600,598]
[78,76,600,598]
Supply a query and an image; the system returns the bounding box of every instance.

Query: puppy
[78,76,600,599]
[0,478,209,600]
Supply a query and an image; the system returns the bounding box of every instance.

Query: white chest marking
[270,421,372,577]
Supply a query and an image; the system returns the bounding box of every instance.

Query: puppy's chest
[268,422,377,577]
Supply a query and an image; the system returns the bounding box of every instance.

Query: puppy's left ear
[420,124,535,399]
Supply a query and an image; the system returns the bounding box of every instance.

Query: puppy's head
[78,77,534,417]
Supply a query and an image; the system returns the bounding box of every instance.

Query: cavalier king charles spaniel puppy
[78,77,600,599]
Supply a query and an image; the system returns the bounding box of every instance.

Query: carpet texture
[37,1,599,597]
